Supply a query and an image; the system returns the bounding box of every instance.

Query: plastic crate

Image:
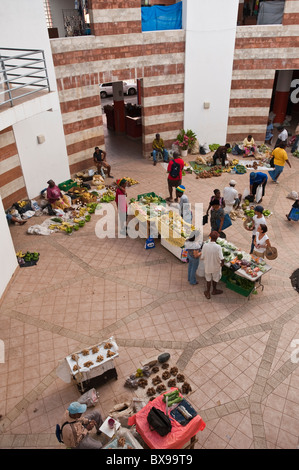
[58,179,77,191]
[225,278,255,297]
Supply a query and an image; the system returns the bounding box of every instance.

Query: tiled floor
[1,122,299,449]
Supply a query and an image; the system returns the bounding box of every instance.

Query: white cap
[229,180,236,186]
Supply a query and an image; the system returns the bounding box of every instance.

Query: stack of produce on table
[157,210,195,247]
[129,194,167,222]
[216,238,268,278]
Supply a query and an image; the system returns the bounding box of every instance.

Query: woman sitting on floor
[46,180,71,211]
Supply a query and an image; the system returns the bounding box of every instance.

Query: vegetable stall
[197,237,272,298]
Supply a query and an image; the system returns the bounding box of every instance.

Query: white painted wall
[0,197,18,299]
[13,109,70,199]
[0,0,57,91]
[183,0,239,145]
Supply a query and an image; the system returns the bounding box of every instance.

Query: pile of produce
[100,189,115,203]
[120,177,139,186]
[209,144,220,151]
[235,164,247,174]
[195,166,223,179]
[16,251,39,262]
[293,150,299,158]
[158,211,195,246]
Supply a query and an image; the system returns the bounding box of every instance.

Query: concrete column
[272,70,293,123]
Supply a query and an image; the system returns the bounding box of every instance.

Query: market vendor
[249,172,268,203]
[175,185,192,224]
[6,212,27,225]
[210,199,225,234]
[243,135,256,156]
[93,147,114,178]
[212,143,231,166]
[223,180,241,214]
[252,224,271,259]
[286,197,299,222]
[46,180,71,211]
[200,231,224,299]
[249,205,267,254]
[60,402,103,449]
[152,133,169,166]
[166,151,185,202]
[185,230,202,286]
[206,189,225,215]
[115,178,128,236]
[265,120,274,145]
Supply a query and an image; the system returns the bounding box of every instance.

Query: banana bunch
[49,224,60,230]
[222,168,232,173]
[231,159,239,165]
[16,251,25,258]
[122,177,139,186]
[17,200,27,208]
[97,184,106,190]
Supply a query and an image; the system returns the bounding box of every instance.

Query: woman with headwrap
[46,180,71,211]
[185,230,202,285]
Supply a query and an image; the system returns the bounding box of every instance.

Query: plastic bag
[287,191,298,200]
[22,210,36,219]
[78,388,99,408]
[255,184,263,203]
[243,188,250,200]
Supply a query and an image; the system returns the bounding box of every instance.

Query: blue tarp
[141,2,182,32]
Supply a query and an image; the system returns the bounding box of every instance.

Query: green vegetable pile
[209,144,220,151]
[292,150,299,158]
[235,164,247,174]
[263,209,271,217]
[162,389,183,406]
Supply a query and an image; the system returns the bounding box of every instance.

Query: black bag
[202,214,208,226]
[147,407,172,436]
[55,421,78,443]
[270,156,275,168]
[170,159,181,179]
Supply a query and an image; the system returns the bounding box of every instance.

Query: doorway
[99,80,142,164]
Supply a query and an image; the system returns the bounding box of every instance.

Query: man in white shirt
[200,231,224,299]
[223,180,241,214]
[274,126,288,148]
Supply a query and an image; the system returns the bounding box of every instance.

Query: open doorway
[99,79,143,163]
[268,70,299,144]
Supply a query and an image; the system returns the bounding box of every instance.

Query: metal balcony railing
[0,48,50,107]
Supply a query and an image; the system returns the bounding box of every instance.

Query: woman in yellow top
[243,134,256,156]
[269,142,291,184]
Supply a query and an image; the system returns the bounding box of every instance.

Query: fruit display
[100,189,115,203]
[120,177,139,186]
[16,251,39,262]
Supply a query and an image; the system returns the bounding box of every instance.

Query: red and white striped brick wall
[283,0,299,25]
[0,127,28,210]
[51,11,185,169]
[89,0,142,36]
[227,18,299,143]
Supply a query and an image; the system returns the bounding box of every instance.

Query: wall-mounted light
[37,135,45,144]
[203,102,210,109]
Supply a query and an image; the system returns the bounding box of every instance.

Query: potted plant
[174,129,197,157]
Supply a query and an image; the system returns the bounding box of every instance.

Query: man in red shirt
[166,151,185,202]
